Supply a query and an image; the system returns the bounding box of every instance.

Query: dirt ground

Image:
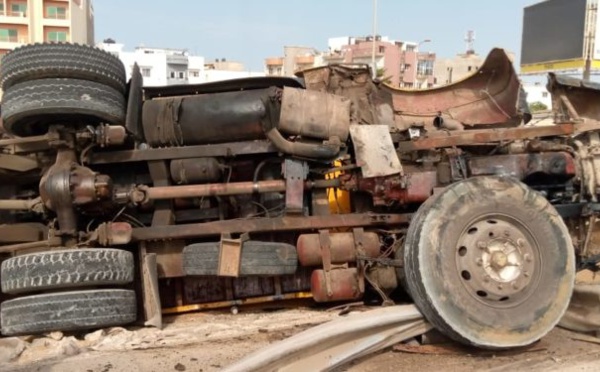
[2,305,600,372]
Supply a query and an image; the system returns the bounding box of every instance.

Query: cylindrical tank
[297,232,380,266]
[142,88,273,147]
[170,158,222,184]
[279,87,350,141]
[311,268,363,303]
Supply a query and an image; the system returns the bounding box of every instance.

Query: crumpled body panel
[298,48,529,131]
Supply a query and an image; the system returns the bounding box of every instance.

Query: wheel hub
[483,239,522,284]
[456,216,538,304]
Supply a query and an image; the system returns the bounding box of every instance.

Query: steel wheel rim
[455,213,542,308]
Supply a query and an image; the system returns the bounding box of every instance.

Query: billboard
[520,0,596,74]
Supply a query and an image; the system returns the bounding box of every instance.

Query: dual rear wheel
[0,248,136,336]
[1,43,127,136]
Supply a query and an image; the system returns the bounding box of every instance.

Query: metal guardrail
[224,305,431,372]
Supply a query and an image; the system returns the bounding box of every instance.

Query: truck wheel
[1,289,136,336]
[0,43,126,93]
[183,241,298,276]
[1,248,134,295]
[2,78,125,136]
[403,176,574,349]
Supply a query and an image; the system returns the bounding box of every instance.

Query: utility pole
[371,0,378,78]
[584,1,597,81]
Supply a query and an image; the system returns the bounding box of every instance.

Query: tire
[0,43,126,93]
[183,241,298,276]
[1,289,136,336]
[403,176,574,349]
[2,78,126,136]
[1,248,134,295]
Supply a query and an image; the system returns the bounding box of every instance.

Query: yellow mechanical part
[327,161,351,214]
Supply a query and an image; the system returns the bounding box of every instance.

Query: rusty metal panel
[147,242,185,278]
[548,73,600,122]
[397,124,575,152]
[388,48,526,129]
[349,125,402,178]
[468,152,577,179]
[218,238,243,277]
[298,49,527,130]
[284,159,305,214]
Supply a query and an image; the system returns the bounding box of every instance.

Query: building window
[10,3,27,16]
[169,71,175,78]
[468,66,472,72]
[378,46,385,53]
[46,6,67,19]
[0,4,4,16]
[178,71,185,79]
[0,28,18,42]
[141,67,151,77]
[189,69,200,77]
[406,45,415,52]
[401,63,411,72]
[417,59,434,76]
[47,31,68,42]
[542,92,548,98]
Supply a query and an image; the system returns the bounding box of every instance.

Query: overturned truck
[0,43,595,349]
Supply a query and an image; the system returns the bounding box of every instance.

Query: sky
[94,0,541,71]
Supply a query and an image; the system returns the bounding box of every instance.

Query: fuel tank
[142,88,271,146]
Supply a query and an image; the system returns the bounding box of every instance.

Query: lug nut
[483,275,490,283]
[476,258,483,266]
[477,241,487,249]
[512,281,519,290]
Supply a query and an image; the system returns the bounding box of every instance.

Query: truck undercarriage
[0,43,597,350]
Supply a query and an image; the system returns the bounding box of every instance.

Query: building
[522,82,552,109]
[203,58,264,83]
[433,52,484,86]
[0,0,94,56]
[264,36,436,89]
[324,36,435,89]
[97,42,264,87]
[265,46,323,76]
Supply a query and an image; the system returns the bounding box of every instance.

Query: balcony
[0,11,29,25]
[0,35,28,49]
[166,54,189,65]
[45,11,68,20]
[295,55,314,65]
[265,57,283,66]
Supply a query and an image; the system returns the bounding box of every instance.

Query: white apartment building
[522,82,552,109]
[97,42,264,87]
[97,42,205,87]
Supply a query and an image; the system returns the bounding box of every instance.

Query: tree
[529,101,548,112]
[375,67,392,84]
